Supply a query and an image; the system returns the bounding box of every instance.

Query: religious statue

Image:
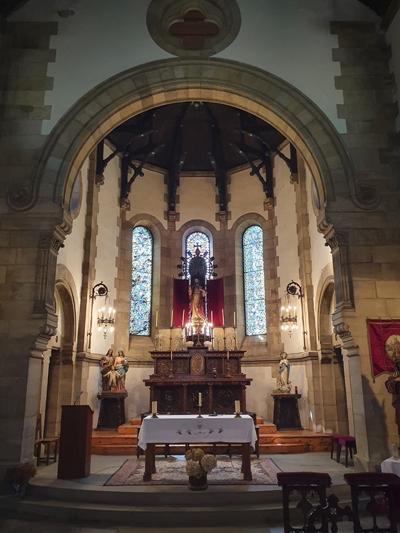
[275,351,291,393]
[99,348,129,392]
[99,348,114,392]
[114,350,129,391]
[189,277,206,323]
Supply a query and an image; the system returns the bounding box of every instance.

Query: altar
[138,414,257,481]
[144,347,252,414]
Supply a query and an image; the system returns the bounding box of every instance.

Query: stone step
[260,443,309,454]
[118,424,138,435]
[92,435,136,446]
[258,423,277,434]
[91,444,135,455]
[9,497,286,527]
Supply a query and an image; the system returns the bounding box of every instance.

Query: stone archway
[317,280,349,435]
[44,281,76,437]
[14,57,364,223]
[2,57,372,474]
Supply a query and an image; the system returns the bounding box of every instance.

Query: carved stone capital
[120,196,131,210]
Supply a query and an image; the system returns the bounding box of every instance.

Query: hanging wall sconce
[280,280,307,350]
[87,281,115,348]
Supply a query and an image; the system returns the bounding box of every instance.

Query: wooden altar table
[138,414,257,481]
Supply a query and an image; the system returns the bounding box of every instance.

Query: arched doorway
[318,280,349,435]
[43,282,75,437]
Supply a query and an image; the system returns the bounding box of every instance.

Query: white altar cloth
[381,456,400,477]
[138,414,257,451]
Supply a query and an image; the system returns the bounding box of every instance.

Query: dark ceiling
[106,102,285,174]
[97,102,297,212]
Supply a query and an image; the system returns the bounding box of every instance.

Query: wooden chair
[277,472,352,533]
[34,414,59,466]
[331,434,357,467]
[344,472,400,533]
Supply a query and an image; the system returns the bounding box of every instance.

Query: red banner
[172,279,189,327]
[367,319,399,378]
[207,278,224,327]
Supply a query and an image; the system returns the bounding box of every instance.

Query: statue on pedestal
[97,348,129,429]
[275,352,291,393]
[99,348,129,393]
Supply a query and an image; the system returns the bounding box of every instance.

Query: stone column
[0,215,68,483]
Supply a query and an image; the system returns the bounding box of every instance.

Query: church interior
[1,0,400,531]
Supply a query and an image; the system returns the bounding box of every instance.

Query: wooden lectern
[57,405,93,479]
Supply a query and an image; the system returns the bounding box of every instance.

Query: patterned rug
[105,455,281,486]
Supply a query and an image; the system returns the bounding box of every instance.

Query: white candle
[155,310,158,328]
[227,349,229,360]
[198,392,202,407]
[233,311,236,328]
[151,400,157,415]
[235,400,240,414]
[181,309,185,327]
[170,309,174,328]
[222,308,225,327]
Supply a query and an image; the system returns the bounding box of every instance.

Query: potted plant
[185,448,217,490]
[5,461,37,496]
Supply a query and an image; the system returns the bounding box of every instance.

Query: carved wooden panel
[174,358,189,374]
[214,386,241,414]
[188,386,209,412]
[190,353,205,375]
[155,388,181,414]
[157,360,172,377]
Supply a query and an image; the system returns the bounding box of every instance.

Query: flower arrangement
[185,448,217,489]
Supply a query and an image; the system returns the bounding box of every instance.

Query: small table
[138,414,257,481]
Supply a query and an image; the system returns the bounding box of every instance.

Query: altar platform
[0,452,356,528]
[91,415,332,455]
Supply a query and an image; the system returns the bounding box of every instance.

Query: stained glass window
[130,226,153,335]
[243,225,267,335]
[185,231,211,279]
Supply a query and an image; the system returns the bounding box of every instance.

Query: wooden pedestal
[57,405,93,479]
[97,391,127,429]
[272,393,302,430]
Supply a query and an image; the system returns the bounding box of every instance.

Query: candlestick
[234,400,240,413]
[198,392,202,407]
[227,349,230,360]
[234,400,241,417]
[233,311,236,328]
[155,310,158,328]
[151,400,158,417]
[181,309,185,328]
[222,308,225,328]
[170,309,174,328]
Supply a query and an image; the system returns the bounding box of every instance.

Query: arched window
[185,231,211,279]
[130,226,153,335]
[243,225,266,335]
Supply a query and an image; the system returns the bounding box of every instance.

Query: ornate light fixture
[280,281,307,350]
[88,282,115,348]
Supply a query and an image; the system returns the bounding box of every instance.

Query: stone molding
[26,58,361,232]
[146,0,241,58]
